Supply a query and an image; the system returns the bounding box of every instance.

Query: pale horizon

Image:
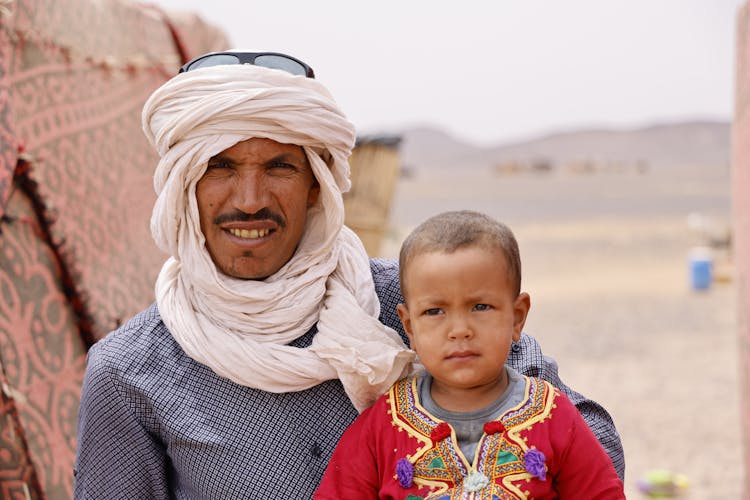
[149,0,741,146]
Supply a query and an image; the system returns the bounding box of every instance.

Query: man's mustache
[213,208,285,227]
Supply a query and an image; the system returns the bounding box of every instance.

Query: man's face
[196,138,320,280]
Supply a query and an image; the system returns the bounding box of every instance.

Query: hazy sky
[150,0,742,145]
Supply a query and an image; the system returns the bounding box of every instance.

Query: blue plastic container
[689,247,713,291]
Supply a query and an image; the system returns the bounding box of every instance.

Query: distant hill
[397,120,731,171]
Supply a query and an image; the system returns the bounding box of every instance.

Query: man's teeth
[229,228,269,239]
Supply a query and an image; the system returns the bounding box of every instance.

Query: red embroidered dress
[316,375,624,499]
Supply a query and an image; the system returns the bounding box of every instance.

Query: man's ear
[396,303,414,346]
[512,292,531,341]
[307,180,320,208]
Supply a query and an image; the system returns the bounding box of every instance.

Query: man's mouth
[228,228,272,239]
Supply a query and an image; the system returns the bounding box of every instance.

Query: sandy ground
[376,164,741,499]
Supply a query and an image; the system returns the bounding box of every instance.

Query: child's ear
[396,303,414,345]
[512,292,531,341]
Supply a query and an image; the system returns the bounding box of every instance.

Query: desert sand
[378,162,741,499]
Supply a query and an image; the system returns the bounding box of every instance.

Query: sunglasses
[179,51,315,78]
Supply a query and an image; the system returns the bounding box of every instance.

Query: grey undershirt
[418,366,526,464]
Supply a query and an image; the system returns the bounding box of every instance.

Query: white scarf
[142,64,414,411]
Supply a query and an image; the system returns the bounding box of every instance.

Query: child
[315,210,625,499]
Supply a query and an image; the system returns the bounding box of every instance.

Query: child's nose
[448,316,473,339]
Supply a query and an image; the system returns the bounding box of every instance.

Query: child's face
[397,245,530,403]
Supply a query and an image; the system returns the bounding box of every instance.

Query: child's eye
[424,308,443,316]
[474,304,491,311]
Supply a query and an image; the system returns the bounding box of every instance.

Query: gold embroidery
[388,375,558,499]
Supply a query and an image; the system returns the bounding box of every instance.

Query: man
[74,52,624,499]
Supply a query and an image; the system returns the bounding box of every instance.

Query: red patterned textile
[316,376,624,499]
[0,388,42,500]
[0,0,229,497]
[1,187,84,499]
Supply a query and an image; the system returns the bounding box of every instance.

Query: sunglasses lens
[180,53,312,78]
[254,55,307,76]
[187,54,241,71]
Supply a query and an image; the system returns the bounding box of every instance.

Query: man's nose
[233,170,270,214]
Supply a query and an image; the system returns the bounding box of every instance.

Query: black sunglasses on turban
[179,51,316,78]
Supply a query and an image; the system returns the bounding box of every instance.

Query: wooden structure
[343,136,402,256]
[735,2,750,498]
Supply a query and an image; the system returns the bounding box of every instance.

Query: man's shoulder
[369,257,397,273]
[368,257,401,303]
[368,258,406,338]
[87,303,177,374]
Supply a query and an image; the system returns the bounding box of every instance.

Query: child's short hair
[399,210,522,296]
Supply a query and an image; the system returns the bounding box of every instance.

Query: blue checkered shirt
[74,258,624,499]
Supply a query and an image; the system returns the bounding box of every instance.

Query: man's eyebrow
[207,153,235,164]
[205,151,309,166]
[267,152,309,165]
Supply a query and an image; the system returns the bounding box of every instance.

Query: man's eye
[207,160,230,169]
[474,304,491,311]
[424,308,443,316]
[270,161,297,171]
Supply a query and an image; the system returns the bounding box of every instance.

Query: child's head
[396,210,530,409]
[398,210,522,298]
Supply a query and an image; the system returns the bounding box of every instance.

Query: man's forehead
[212,138,308,160]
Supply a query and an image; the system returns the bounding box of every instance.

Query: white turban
[142,64,414,411]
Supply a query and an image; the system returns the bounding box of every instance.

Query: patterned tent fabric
[0,0,229,497]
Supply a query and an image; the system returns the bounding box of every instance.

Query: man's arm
[504,333,625,480]
[314,405,381,499]
[549,388,625,498]
[74,342,169,499]
[369,257,625,480]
